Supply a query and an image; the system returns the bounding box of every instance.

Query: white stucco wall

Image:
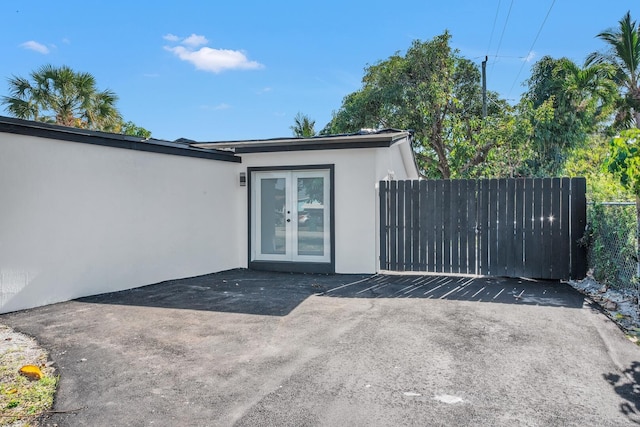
[378,137,420,180]
[239,149,376,273]
[238,138,419,274]
[0,133,241,313]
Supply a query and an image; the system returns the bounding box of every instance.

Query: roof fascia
[0,117,240,163]
[192,131,410,152]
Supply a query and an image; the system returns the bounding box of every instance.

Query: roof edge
[191,129,411,151]
[0,116,241,163]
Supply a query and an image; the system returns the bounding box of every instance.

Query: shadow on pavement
[77,269,368,317]
[321,274,585,308]
[77,269,585,317]
[603,361,640,425]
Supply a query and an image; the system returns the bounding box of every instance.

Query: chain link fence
[583,202,637,294]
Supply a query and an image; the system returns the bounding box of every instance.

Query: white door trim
[251,169,331,263]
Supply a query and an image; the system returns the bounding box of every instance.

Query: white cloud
[165,45,264,73]
[163,33,180,42]
[523,51,536,63]
[257,87,272,94]
[20,40,49,54]
[62,38,71,44]
[182,34,208,47]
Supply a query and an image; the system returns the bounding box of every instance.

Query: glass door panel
[253,172,291,261]
[295,176,326,257]
[252,169,330,263]
[260,178,286,255]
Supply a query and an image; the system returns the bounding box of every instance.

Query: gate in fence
[379,178,587,280]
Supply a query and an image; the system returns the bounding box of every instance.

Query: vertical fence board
[442,180,452,273]
[478,180,489,275]
[406,181,414,270]
[457,180,469,274]
[487,179,498,275]
[403,181,412,270]
[512,179,525,277]
[397,181,405,271]
[449,180,458,273]
[539,178,553,278]
[434,180,444,272]
[378,177,586,279]
[411,181,421,271]
[379,181,388,270]
[570,177,588,279]
[526,178,541,277]
[467,180,477,275]
[523,178,535,276]
[549,178,562,277]
[558,178,571,278]
[496,179,509,276]
[426,180,437,271]
[419,181,428,270]
[389,181,397,270]
[505,179,516,277]
[448,180,458,273]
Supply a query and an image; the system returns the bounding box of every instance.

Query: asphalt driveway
[2,269,640,426]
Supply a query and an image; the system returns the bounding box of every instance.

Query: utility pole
[482,56,487,118]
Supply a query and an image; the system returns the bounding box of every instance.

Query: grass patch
[0,330,57,426]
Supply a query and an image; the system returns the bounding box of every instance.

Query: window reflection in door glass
[260,178,286,254]
[297,177,324,256]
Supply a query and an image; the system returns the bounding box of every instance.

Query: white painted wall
[377,137,420,180]
[239,137,419,274]
[0,131,420,312]
[0,133,241,313]
[240,149,376,273]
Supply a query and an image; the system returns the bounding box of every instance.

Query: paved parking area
[2,269,639,426]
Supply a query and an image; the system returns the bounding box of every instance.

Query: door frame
[248,164,335,273]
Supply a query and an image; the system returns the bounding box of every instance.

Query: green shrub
[584,202,637,290]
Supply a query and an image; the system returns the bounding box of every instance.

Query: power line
[485,0,502,56]
[507,0,557,98]
[490,0,514,72]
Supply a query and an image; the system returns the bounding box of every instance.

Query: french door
[251,169,331,263]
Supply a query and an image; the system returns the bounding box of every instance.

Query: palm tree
[562,61,617,123]
[2,64,121,131]
[588,11,640,293]
[290,112,316,137]
[586,11,640,128]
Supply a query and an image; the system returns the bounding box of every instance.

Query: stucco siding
[240,149,379,274]
[0,133,240,313]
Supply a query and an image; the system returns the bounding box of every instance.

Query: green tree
[606,128,640,280]
[119,120,152,138]
[563,134,631,202]
[587,11,640,129]
[522,56,617,175]
[290,112,316,137]
[322,32,517,178]
[2,64,121,131]
[464,101,534,178]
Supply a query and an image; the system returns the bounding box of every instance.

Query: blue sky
[2,1,638,142]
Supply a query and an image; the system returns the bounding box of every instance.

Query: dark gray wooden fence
[379,178,587,280]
